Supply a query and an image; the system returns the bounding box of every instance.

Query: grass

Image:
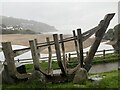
[1,53,119,89]
[92,53,119,64]
[25,61,59,73]
[87,70,119,88]
[26,53,119,72]
[67,53,118,68]
[2,70,119,89]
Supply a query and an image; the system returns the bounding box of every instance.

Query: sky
[0,0,119,34]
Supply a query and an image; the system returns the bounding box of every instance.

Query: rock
[73,68,88,84]
[88,74,105,85]
[88,75,104,81]
[118,66,120,70]
[27,70,45,84]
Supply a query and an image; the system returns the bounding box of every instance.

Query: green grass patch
[25,53,118,73]
[2,70,119,89]
[2,53,119,89]
[67,53,118,68]
[92,53,119,64]
[87,70,119,88]
[25,61,59,73]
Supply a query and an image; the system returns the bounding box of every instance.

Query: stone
[88,74,105,85]
[27,70,45,84]
[88,75,104,81]
[73,68,88,84]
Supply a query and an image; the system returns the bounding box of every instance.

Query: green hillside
[0,16,57,34]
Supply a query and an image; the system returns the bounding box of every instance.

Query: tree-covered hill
[0,16,57,34]
[103,24,120,40]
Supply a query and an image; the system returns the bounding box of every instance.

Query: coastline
[0,34,95,53]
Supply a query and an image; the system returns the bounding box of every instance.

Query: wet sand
[0,34,95,53]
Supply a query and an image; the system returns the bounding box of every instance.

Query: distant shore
[0,34,95,54]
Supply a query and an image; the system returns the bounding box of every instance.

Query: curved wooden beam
[84,13,115,71]
[2,42,30,80]
[69,13,115,74]
[29,40,50,77]
[53,34,67,76]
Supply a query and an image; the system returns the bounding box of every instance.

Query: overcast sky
[0,1,119,34]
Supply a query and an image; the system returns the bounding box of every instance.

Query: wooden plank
[29,40,40,70]
[2,42,17,77]
[65,54,68,65]
[2,43,30,80]
[60,34,67,71]
[68,53,71,61]
[14,49,30,57]
[86,52,88,57]
[46,37,52,75]
[82,26,100,41]
[77,29,84,68]
[37,26,100,45]
[84,13,115,71]
[53,34,66,76]
[34,39,40,59]
[103,49,105,59]
[73,30,79,61]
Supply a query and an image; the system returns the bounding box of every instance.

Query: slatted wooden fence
[1,13,115,83]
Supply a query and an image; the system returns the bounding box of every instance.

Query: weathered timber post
[77,29,84,68]
[53,34,66,76]
[68,53,71,61]
[2,42,17,77]
[65,54,68,61]
[34,39,40,58]
[60,34,67,71]
[84,13,115,71]
[73,30,79,62]
[34,39,38,47]
[117,24,120,71]
[103,49,105,59]
[29,40,40,70]
[65,54,68,67]
[73,29,87,84]
[86,52,88,57]
[46,37,52,75]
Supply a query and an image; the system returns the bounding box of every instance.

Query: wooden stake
[53,34,66,76]
[73,30,79,61]
[34,39,40,58]
[77,29,84,68]
[29,40,40,70]
[46,37,52,75]
[84,13,115,71]
[103,49,105,59]
[60,34,67,71]
[2,42,17,77]
[68,53,71,61]
[86,52,88,57]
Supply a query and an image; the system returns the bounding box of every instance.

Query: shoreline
[0,34,95,53]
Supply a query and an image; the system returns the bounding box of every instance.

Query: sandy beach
[0,34,95,54]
